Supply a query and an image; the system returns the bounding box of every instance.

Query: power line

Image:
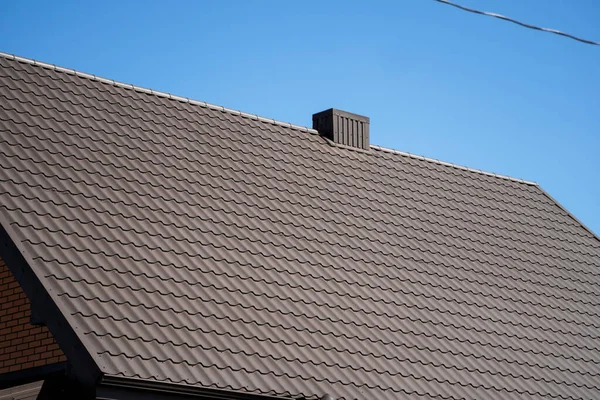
[434,0,600,46]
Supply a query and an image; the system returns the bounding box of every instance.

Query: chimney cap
[312,108,370,123]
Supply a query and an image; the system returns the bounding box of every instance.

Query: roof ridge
[0,51,319,136]
[370,145,537,186]
[0,51,537,187]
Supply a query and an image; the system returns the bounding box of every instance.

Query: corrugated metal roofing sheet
[1,54,599,400]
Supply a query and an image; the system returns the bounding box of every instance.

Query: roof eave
[97,376,307,400]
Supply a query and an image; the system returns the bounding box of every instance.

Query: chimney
[312,108,370,150]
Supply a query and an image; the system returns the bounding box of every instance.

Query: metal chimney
[312,108,370,150]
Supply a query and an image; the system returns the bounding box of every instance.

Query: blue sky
[2,0,599,235]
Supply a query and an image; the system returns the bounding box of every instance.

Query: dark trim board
[0,362,66,390]
[37,373,95,400]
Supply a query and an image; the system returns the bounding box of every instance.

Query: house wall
[0,257,66,374]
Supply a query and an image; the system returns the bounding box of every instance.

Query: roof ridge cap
[370,145,538,186]
[0,51,319,136]
[0,51,544,188]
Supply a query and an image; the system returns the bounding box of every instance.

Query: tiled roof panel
[0,381,43,400]
[1,54,599,400]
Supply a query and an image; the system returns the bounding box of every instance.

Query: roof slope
[1,53,600,400]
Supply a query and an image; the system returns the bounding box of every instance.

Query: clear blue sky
[2,0,599,235]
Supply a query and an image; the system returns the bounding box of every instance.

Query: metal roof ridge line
[0,51,319,136]
[370,145,538,186]
[0,50,539,186]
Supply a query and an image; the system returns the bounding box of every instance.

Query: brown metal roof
[0,381,43,400]
[1,53,599,400]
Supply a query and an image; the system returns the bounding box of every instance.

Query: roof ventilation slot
[312,108,370,150]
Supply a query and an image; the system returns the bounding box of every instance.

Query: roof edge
[0,51,319,136]
[370,145,538,186]
[535,185,600,242]
[99,376,304,400]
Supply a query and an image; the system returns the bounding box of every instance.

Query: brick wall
[0,257,66,374]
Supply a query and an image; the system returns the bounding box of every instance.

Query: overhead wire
[434,0,600,46]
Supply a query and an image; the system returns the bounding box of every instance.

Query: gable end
[0,223,101,388]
